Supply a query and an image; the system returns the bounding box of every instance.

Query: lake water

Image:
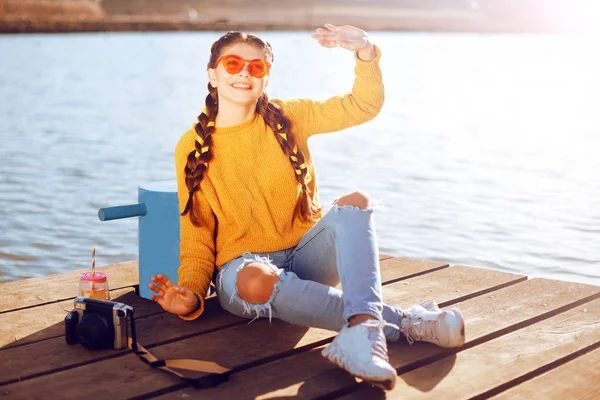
[1,31,598,286]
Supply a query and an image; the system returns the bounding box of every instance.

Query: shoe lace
[365,321,399,361]
[402,317,438,345]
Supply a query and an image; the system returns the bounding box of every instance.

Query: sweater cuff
[354,45,381,71]
[177,269,212,321]
[179,294,203,320]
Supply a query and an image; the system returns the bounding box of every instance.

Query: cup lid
[80,272,107,282]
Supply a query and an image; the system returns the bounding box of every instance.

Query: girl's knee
[236,262,280,304]
[335,191,371,209]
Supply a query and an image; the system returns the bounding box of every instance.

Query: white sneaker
[322,320,397,390]
[400,300,465,348]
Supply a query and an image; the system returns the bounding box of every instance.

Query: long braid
[256,94,321,221]
[181,84,218,226]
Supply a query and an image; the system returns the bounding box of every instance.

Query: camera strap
[127,313,232,388]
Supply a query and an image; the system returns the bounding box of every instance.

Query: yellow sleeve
[174,127,216,320]
[276,45,384,141]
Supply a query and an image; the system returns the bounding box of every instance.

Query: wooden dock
[2,255,600,399]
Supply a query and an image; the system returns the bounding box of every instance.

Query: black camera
[65,296,133,350]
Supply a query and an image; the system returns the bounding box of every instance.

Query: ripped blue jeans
[215,204,403,342]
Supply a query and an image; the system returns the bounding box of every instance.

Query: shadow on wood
[399,353,457,392]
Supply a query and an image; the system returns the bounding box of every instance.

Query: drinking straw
[92,247,96,276]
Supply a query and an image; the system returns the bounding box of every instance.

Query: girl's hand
[311,24,375,60]
[149,274,198,315]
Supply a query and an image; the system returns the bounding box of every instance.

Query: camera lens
[76,313,114,350]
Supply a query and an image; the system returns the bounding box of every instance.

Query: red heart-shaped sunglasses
[215,54,271,78]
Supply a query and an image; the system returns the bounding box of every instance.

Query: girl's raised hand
[311,23,371,52]
[149,274,198,315]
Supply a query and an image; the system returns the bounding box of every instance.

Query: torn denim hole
[331,202,375,213]
[330,197,382,211]
[227,252,283,324]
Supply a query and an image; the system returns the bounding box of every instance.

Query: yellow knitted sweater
[175,47,384,319]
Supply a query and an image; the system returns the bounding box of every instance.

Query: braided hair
[182,31,321,226]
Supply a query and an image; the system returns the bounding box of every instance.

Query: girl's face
[208,43,270,108]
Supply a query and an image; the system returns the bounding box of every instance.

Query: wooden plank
[344,297,600,399]
[491,347,600,399]
[0,261,138,312]
[0,288,170,349]
[0,287,172,350]
[0,297,244,386]
[0,256,444,385]
[381,265,526,307]
[0,254,393,314]
[379,253,394,261]
[159,278,600,400]
[379,257,448,283]
[0,257,437,352]
[1,287,134,349]
[0,255,398,348]
[0,266,526,397]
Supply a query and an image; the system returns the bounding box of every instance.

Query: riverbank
[0,14,493,34]
[0,0,584,34]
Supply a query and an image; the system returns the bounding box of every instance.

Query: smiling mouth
[231,83,252,90]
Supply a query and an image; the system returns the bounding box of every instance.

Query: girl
[149,24,465,391]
